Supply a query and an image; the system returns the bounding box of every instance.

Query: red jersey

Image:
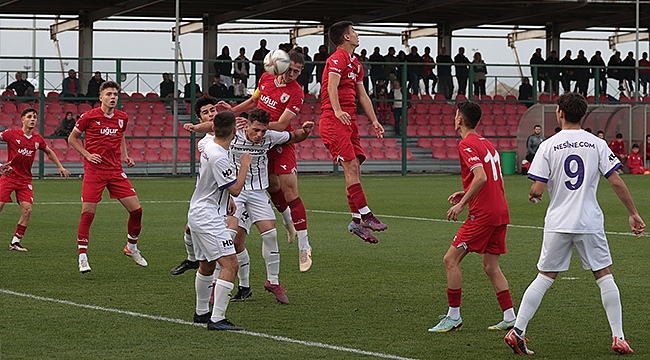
[0,128,46,181]
[628,151,644,170]
[609,139,625,156]
[646,141,650,160]
[254,72,304,131]
[458,133,510,226]
[321,48,364,114]
[75,107,129,172]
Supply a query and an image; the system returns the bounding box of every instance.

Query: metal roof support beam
[507,29,545,48]
[213,0,315,25]
[289,25,323,44]
[0,0,19,8]
[203,14,218,91]
[401,27,438,47]
[78,11,93,95]
[49,19,79,39]
[86,0,164,22]
[608,31,650,49]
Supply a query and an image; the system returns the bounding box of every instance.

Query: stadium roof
[1,0,648,32]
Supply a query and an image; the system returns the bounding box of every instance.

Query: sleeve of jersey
[269,130,292,146]
[599,141,623,178]
[356,62,365,85]
[0,130,7,142]
[327,55,343,77]
[527,143,549,183]
[214,156,238,190]
[38,135,47,150]
[74,115,88,133]
[458,142,483,171]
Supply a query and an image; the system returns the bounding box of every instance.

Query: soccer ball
[264,50,290,75]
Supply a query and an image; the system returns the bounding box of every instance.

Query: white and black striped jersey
[230,128,291,190]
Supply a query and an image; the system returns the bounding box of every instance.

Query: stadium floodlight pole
[172,0,180,175]
[634,0,639,102]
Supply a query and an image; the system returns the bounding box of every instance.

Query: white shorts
[234,189,276,233]
[189,228,236,262]
[537,231,613,272]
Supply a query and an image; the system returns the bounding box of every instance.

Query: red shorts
[82,170,137,203]
[452,222,508,255]
[268,143,297,175]
[0,177,34,204]
[319,113,366,164]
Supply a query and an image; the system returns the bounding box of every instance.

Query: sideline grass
[1,175,649,359]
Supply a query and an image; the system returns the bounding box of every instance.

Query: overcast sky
[0,17,647,94]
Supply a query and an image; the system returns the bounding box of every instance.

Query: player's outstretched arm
[287,121,314,144]
[226,152,252,197]
[230,95,258,115]
[268,111,296,132]
[68,129,101,164]
[447,166,487,221]
[607,172,646,237]
[356,83,384,139]
[529,181,545,203]
[43,147,71,177]
[184,122,213,133]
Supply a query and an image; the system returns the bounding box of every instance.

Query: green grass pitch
[1,174,649,359]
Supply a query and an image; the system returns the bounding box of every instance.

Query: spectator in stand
[233,47,250,88]
[231,77,246,98]
[279,43,293,53]
[369,46,385,94]
[646,134,650,163]
[6,72,35,98]
[454,47,470,96]
[436,47,454,100]
[160,72,175,99]
[405,46,423,95]
[589,50,607,95]
[639,52,650,96]
[627,144,648,174]
[529,48,546,93]
[526,124,545,162]
[384,47,398,84]
[609,133,627,169]
[215,46,233,87]
[518,77,533,107]
[471,52,487,97]
[208,75,228,99]
[559,50,574,93]
[597,130,606,141]
[86,71,104,100]
[621,51,636,94]
[607,51,624,92]
[252,39,270,87]
[422,46,437,95]
[573,50,590,96]
[389,79,404,136]
[359,49,371,95]
[544,50,560,95]
[297,46,313,94]
[53,111,76,138]
[62,69,82,98]
[374,83,390,125]
[184,82,201,102]
[313,45,329,88]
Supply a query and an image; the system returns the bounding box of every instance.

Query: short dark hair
[556,92,587,123]
[534,124,541,129]
[288,49,305,65]
[328,21,354,46]
[597,130,605,135]
[194,95,218,117]
[247,108,270,125]
[100,80,119,93]
[213,111,236,138]
[632,143,640,149]
[456,101,482,129]
[21,108,37,118]
[616,133,623,139]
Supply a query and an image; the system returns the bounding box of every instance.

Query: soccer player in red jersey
[0,108,70,251]
[216,50,314,272]
[627,143,648,174]
[68,81,146,273]
[609,133,627,168]
[319,21,387,244]
[428,101,516,333]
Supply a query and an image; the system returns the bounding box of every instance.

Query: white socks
[195,272,212,315]
[211,279,234,323]
[236,249,250,288]
[280,208,292,226]
[297,230,310,250]
[597,274,624,339]
[261,228,280,284]
[183,231,196,262]
[514,273,554,335]
[447,307,461,320]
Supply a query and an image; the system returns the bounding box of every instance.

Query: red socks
[128,207,143,241]
[269,189,289,213]
[496,289,514,311]
[287,197,307,231]
[77,212,95,254]
[346,183,368,213]
[14,224,27,239]
[447,288,462,308]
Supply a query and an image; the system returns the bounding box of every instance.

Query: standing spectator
[627,144,648,174]
[454,47,470,96]
[6,72,35,98]
[384,47,398,84]
[54,111,76,138]
[646,134,650,163]
[559,50,574,93]
[208,76,228,99]
[389,79,404,135]
[160,72,175,99]
[252,39,270,87]
[518,77,533,107]
[544,50,560,95]
[525,124,545,162]
[233,47,250,88]
[369,46,385,94]
[607,51,624,92]
[573,50,589,96]
[609,133,628,170]
[297,46,313,94]
[86,71,104,100]
[405,46,423,95]
[313,44,329,88]
[374,84,390,125]
[436,47,454,99]
[529,48,546,93]
[589,50,607,95]
[639,52,650,96]
[359,49,371,95]
[621,51,636,94]
[215,46,233,87]
[471,52,487,97]
[422,46,437,95]
[62,69,82,98]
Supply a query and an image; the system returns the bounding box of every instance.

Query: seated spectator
[609,133,627,168]
[6,72,35,97]
[53,112,76,138]
[646,134,650,161]
[374,85,390,125]
[231,77,246,98]
[183,82,201,102]
[597,130,606,141]
[86,71,104,99]
[208,76,228,99]
[61,69,82,98]
[160,73,175,98]
[627,144,649,174]
[518,77,533,107]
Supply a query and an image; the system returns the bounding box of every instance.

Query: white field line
[0,289,417,360]
[14,200,645,238]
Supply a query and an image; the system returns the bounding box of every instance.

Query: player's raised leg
[268,184,296,244]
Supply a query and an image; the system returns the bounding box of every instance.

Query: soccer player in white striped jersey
[226,108,314,304]
[187,111,251,331]
[504,93,645,355]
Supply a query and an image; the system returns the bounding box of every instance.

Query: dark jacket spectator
[54,112,76,138]
[62,69,82,97]
[573,50,590,96]
[589,51,607,94]
[6,72,34,97]
[454,47,470,95]
[313,45,329,85]
[184,82,201,101]
[369,46,386,92]
[251,39,270,86]
[160,73,175,98]
[86,72,104,99]
[544,51,560,94]
[215,46,233,86]
[529,48,546,92]
[518,77,533,107]
[405,46,423,94]
[297,46,313,93]
[208,76,228,99]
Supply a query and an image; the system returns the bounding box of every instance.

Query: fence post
[401,62,408,176]
[38,58,46,179]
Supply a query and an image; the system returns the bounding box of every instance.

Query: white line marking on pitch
[0,289,417,360]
